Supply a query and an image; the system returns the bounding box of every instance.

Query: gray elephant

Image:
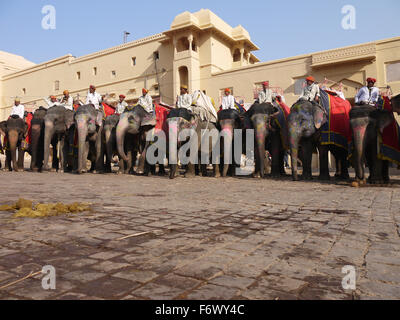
[116,106,156,175]
[167,108,220,179]
[74,104,104,174]
[217,108,243,177]
[30,107,48,172]
[243,103,284,178]
[349,104,394,184]
[43,106,75,172]
[287,101,327,181]
[0,116,28,172]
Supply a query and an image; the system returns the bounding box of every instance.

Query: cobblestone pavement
[0,166,399,300]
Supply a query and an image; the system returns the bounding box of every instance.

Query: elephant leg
[318,145,330,180]
[158,164,166,176]
[270,134,282,177]
[301,139,313,180]
[51,140,58,172]
[382,161,390,184]
[5,149,11,171]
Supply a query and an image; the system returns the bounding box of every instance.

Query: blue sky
[0,0,399,64]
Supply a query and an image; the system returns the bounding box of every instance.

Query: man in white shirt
[10,98,25,119]
[137,89,153,113]
[60,90,74,111]
[176,85,193,111]
[258,81,274,104]
[355,78,380,105]
[115,94,128,114]
[221,88,236,110]
[299,76,320,103]
[85,85,102,110]
[44,95,62,108]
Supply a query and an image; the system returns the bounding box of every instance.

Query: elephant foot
[319,174,331,181]
[292,176,299,181]
[383,177,390,185]
[214,171,221,178]
[50,168,57,173]
[252,172,261,179]
[302,175,313,181]
[58,169,64,174]
[270,172,281,179]
[117,170,123,175]
[158,170,166,176]
[184,172,196,178]
[31,167,39,173]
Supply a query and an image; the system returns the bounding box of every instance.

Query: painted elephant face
[288,101,325,138]
[104,114,120,133]
[75,105,103,134]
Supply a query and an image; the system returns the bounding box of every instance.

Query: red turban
[262,81,269,86]
[366,78,377,84]
[306,76,315,82]
[119,95,126,99]
[224,88,231,93]
[90,85,96,90]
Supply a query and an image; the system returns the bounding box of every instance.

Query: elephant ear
[96,111,104,127]
[0,121,6,136]
[313,105,326,130]
[392,94,400,114]
[377,110,394,134]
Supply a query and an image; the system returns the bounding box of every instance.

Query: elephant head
[218,108,242,176]
[287,101,327,180]
[244,103,280,178]
[166,108,197,179]
[350,104,393,182]
[0,116,28,171]
[74,104,104,173]
[116,106,156,162]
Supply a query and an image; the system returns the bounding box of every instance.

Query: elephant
[43,106,75,172]
[116,106,156,175]
[74,104,104,174]
[167,108,220,179]
[243,103,285,178]
[30,107,48,172]
[217,108,243,177]
[103,114,124,174]
[288,100,327,181]
[0,116,28,172]
[349,104,394,184]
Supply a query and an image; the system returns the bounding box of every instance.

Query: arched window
[178,66,189,89]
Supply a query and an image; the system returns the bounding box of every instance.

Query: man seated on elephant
[355,78,380,106]
[176,85,193,112]
[137,89,153,114]
[59,90,74,111]
[299,76,320,104]
[10,98,25,119]
[221,88,236,110]
[116,94,128,114]
[85,85,103,110]
[258,81,275,104]
[44,95,62,108]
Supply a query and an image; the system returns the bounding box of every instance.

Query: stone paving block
[131,282,183,300]
[113,269,159,284]
[185,284,239,300]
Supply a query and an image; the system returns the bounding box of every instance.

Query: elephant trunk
[289,129,300,181]
[168,120,179,179]
[104,129,114,165]
[8,130,19,171]
[30,124,41,171]
[116,118,129,162]
[43,120,55,170]
[255,125,267,178]
[76,119,88,174]
[351,121,367,181]
[220,123,234,177]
